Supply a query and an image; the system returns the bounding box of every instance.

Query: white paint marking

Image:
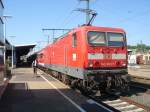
[116,105,135,110]
[109,102,127,107]
[40,75,86,112]
[41,72,70,89]
[87,99,114,112]
[103,99,121,104]
[122,108,144,112]
[88,53,104,59]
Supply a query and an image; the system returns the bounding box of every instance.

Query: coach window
[72,33,77,47]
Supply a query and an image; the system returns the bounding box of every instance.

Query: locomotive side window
[88,31,106,45]
[72,33,77,47]
[107,33,125,46]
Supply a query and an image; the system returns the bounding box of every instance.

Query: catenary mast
[77,0,97,25]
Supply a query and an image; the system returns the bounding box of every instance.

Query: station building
[143,53,150,64]
[14,44,36,67]
[0,0,4,84]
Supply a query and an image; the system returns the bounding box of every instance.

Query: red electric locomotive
[37,26,129,95]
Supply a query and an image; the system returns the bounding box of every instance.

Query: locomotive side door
[64,46,68,66]
[64,45,69,74]
[72,33,77,65]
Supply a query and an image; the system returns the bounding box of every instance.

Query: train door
[72,33,77,66]
[64,46,68,66]
[49,47,51,64]
[63,45,68,74]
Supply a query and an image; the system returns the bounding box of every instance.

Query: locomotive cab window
[88,31,106,45]
[72,33,77,47]
[107,33,125,46]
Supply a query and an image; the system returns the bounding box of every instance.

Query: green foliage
[128,44,150,52]
[128,45,137,49]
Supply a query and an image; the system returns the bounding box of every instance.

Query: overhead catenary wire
[93,0,150,26]
[59,0,97,28]
[117,9,150,25]
[58,1,81,28]
[41,1,81,46]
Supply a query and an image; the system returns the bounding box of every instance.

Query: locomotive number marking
[104,54,112,59]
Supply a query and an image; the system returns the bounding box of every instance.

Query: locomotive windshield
[88,31,125,46]
[87,31,106,45]
[107,32,125,46]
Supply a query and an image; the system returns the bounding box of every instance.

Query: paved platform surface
[128,65,150,79]
[0,68,113,112]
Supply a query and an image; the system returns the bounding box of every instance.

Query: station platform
[128,65,150,79]
[0,68,113,112]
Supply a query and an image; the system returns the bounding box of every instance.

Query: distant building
[128,48,150,65]
[128,49,137,65]
[143,53,150,64]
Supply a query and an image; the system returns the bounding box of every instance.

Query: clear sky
[4,0,150,48]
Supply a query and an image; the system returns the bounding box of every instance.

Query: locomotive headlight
[88,61,93,67]
[122,63,126,66]
[89,63,93,67]
[122,61,126,66]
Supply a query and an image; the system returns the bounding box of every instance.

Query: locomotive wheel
[70,80,77,89]
[62,75,70,85]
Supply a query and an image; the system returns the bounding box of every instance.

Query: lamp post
[1,15,12,65]
[0,15,12,79]
[8,36,16,69]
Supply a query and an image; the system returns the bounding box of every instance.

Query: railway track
[41,69,150,112]
[89,85,150,112]
[97,82,150,112]
[88,95,146,112]
[103,99,145,112]
[131,76,150,85]
[123,82,150,111]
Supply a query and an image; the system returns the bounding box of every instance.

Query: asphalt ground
[0,68,114,112]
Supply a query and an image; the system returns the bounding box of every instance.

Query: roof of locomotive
[37,25,126,54]
[74,25,125,33]
[53,25,125,43]
[54,26,125,39]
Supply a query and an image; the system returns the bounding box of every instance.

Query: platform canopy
[13,44,36,67]
[15,44,36,56]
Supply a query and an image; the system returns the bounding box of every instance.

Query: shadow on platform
[0,83,84,112]
[1,81,150,112]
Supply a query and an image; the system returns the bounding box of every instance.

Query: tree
[128,44,150,53]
